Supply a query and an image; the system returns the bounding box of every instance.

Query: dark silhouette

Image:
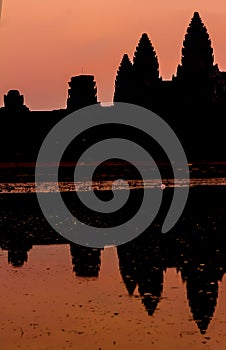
[176,12,214,79]
[114,34,161,113]
[117,232,164,316]
[1,187,226,334]
[181,261,219,334]
[0,193,66,267]
[67,75,98,112]
[133,33,159,83]
[0,75,99,162]
[114,33,161,111]
[114,54,134,103]
[132,33,161,111]
[3,90,30,113]
[169,12,226,160]
[0,13,226,162]
[70,243,102,277]
[6,238,32,267]
[2,10,226,338]
[117,241,138,295]
[115,185,226,333]
[113,12,226,160]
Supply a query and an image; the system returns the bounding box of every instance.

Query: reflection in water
[117,234,164,316]
[117,228,224,334]
[1,233,32,267]
[70,243,102,277]
[177,230,224,334]
[1,186,226,337]
[182,261,219,334]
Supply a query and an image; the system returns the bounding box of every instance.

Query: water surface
[1,163,226,349]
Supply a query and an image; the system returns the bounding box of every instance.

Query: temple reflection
[70,243,102,277]
[117,233,164,316]
[1,233,32,267]
[1,187,226,334]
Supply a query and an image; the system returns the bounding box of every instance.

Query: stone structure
[1,12,226,161]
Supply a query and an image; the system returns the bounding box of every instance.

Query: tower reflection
[1,187,226,334]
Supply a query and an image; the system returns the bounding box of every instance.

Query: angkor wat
[1,12,226,161]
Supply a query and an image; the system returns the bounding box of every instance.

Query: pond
[1,163,226,349]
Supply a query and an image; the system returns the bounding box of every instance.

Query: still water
[1,163,226,349]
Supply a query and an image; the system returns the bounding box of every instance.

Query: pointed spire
[117,246,138,295]
[114,54,133,102]
[122,275,137,296]
[186,277,218,334]
[133,33,159,84]
[138,268,163,316]
[177,12,214,78]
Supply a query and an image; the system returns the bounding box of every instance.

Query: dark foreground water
[1,163,226,349]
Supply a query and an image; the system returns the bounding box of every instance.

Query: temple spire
[114,54,133,103]
[133,33,159,84]
[177,12,214,79]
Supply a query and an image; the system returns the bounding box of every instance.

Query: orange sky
[1,0,226,110]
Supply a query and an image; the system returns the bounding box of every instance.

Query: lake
[1,162,226,349]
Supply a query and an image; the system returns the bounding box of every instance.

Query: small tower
[3,90,29,112]
[66,75,97,112]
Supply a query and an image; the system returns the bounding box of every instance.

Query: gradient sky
[1,0,226,110]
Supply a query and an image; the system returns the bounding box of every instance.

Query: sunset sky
[1,0,226,110]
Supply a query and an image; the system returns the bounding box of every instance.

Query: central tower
[67,75,97,112]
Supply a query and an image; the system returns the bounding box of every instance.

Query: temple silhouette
[114,12,226,160]
[1,12,226,161]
